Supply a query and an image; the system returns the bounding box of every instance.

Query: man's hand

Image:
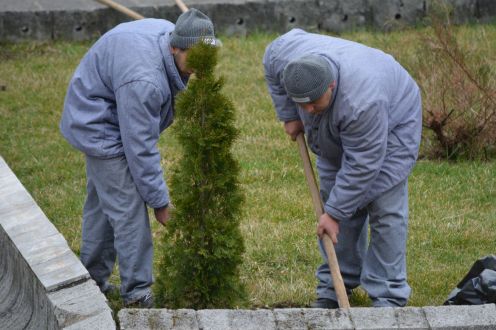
[154,205,170,226]
[317,213,340,244]
[284,120,304,141]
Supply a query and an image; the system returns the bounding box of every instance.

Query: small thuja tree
[155,41,246,309]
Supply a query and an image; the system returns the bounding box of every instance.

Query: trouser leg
[85,155,153,303]
[361,179,411,307]
[80,160,116,292]
[316,210,368,301]
[315,157,367,301]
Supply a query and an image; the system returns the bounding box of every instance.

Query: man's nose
[302,104,314,112]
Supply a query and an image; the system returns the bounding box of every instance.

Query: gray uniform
[264,29,422,306]
[60,19,186,303]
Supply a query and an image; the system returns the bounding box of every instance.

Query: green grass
[1,25,495,310]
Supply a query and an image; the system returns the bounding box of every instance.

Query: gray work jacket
[60,19,186,209]
[263,29,422,221]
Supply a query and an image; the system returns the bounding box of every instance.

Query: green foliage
[154,42,246,309]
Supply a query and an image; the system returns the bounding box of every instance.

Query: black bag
[444,255,496,305]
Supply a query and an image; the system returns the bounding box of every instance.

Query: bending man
[263,28,422,308]
[60,9,217,308]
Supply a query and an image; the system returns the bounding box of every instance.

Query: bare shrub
[415,1,496,160]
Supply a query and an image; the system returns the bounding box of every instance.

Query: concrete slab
[274,308,306,329]
[17,233,73,266]
[63,310,116,330]
[395,307,430,330]
[350,307,399,329]
[34,251,90,292]
[197,309,276,330]
[48,279,114,329]
[118,309,198,330]
[305,308,354,329]
[274,308,355,329]
[170,309,199,329]
[118,309,174,329]
[423,304,496,329]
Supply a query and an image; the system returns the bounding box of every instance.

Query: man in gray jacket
[60,9,216,308]
[263,29,422,308]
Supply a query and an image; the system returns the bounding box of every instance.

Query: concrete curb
[0,155,115,329]
[118,304,496,330]
[1,0,496,42]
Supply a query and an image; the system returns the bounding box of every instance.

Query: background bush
[411,1,496,160]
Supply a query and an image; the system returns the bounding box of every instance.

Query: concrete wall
[0,156,115,330]
[1,0,495,42]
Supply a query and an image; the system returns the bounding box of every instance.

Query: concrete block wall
[118,304,496,330]
[0,156,115,330]
[1,0,495,42]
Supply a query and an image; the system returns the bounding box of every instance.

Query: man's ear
[329,80,337,89]
[171,46,180,55]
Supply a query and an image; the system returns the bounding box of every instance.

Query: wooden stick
[174,0,189,13]
[295,133,350,309]
[95,0,145,20]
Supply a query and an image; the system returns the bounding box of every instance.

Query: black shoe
[311,298,339,309]
[125,292,154,308]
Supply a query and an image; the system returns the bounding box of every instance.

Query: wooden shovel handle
[95,0,144,20]
[95,0,189,19]
[174,0,189,13]
[296,133,350,309]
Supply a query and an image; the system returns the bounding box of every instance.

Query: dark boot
[125,292,154,308]
[310,297,339,309]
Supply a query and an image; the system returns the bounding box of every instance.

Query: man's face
[172,47,192,78]
[297,81,336,115]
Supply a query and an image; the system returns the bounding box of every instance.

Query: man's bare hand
[154,206,170,226]
[284,120,304,141]
[317,213,340,244]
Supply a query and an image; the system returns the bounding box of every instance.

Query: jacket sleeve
[263,50,300,122]
[115,80,169,209]
[324,102,388,221]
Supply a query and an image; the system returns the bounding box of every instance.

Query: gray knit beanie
[170,8,216,49]
[282,55,334,103]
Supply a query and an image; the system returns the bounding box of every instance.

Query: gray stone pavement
[0,155,115,329]
[1,0,495,42]
[119,304,496,330]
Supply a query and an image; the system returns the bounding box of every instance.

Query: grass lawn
[0,25,495,310]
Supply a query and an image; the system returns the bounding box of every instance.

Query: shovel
[94,0,188,20]
[295,133,350,309]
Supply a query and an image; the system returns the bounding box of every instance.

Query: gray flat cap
[170,8,216,49]
[282,55,334,103]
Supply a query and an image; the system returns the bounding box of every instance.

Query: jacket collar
[159,33,188,94]
[322,56,340,113]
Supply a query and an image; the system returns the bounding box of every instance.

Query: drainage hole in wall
[236,18,244,25]
[288,16,296,23]
[21,26,29,33]
[395,13,402,20]
[342,14,348,22]
[75,25,83,32]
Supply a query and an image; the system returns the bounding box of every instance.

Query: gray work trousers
[80,154,153,304]
[316,159,411,307]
